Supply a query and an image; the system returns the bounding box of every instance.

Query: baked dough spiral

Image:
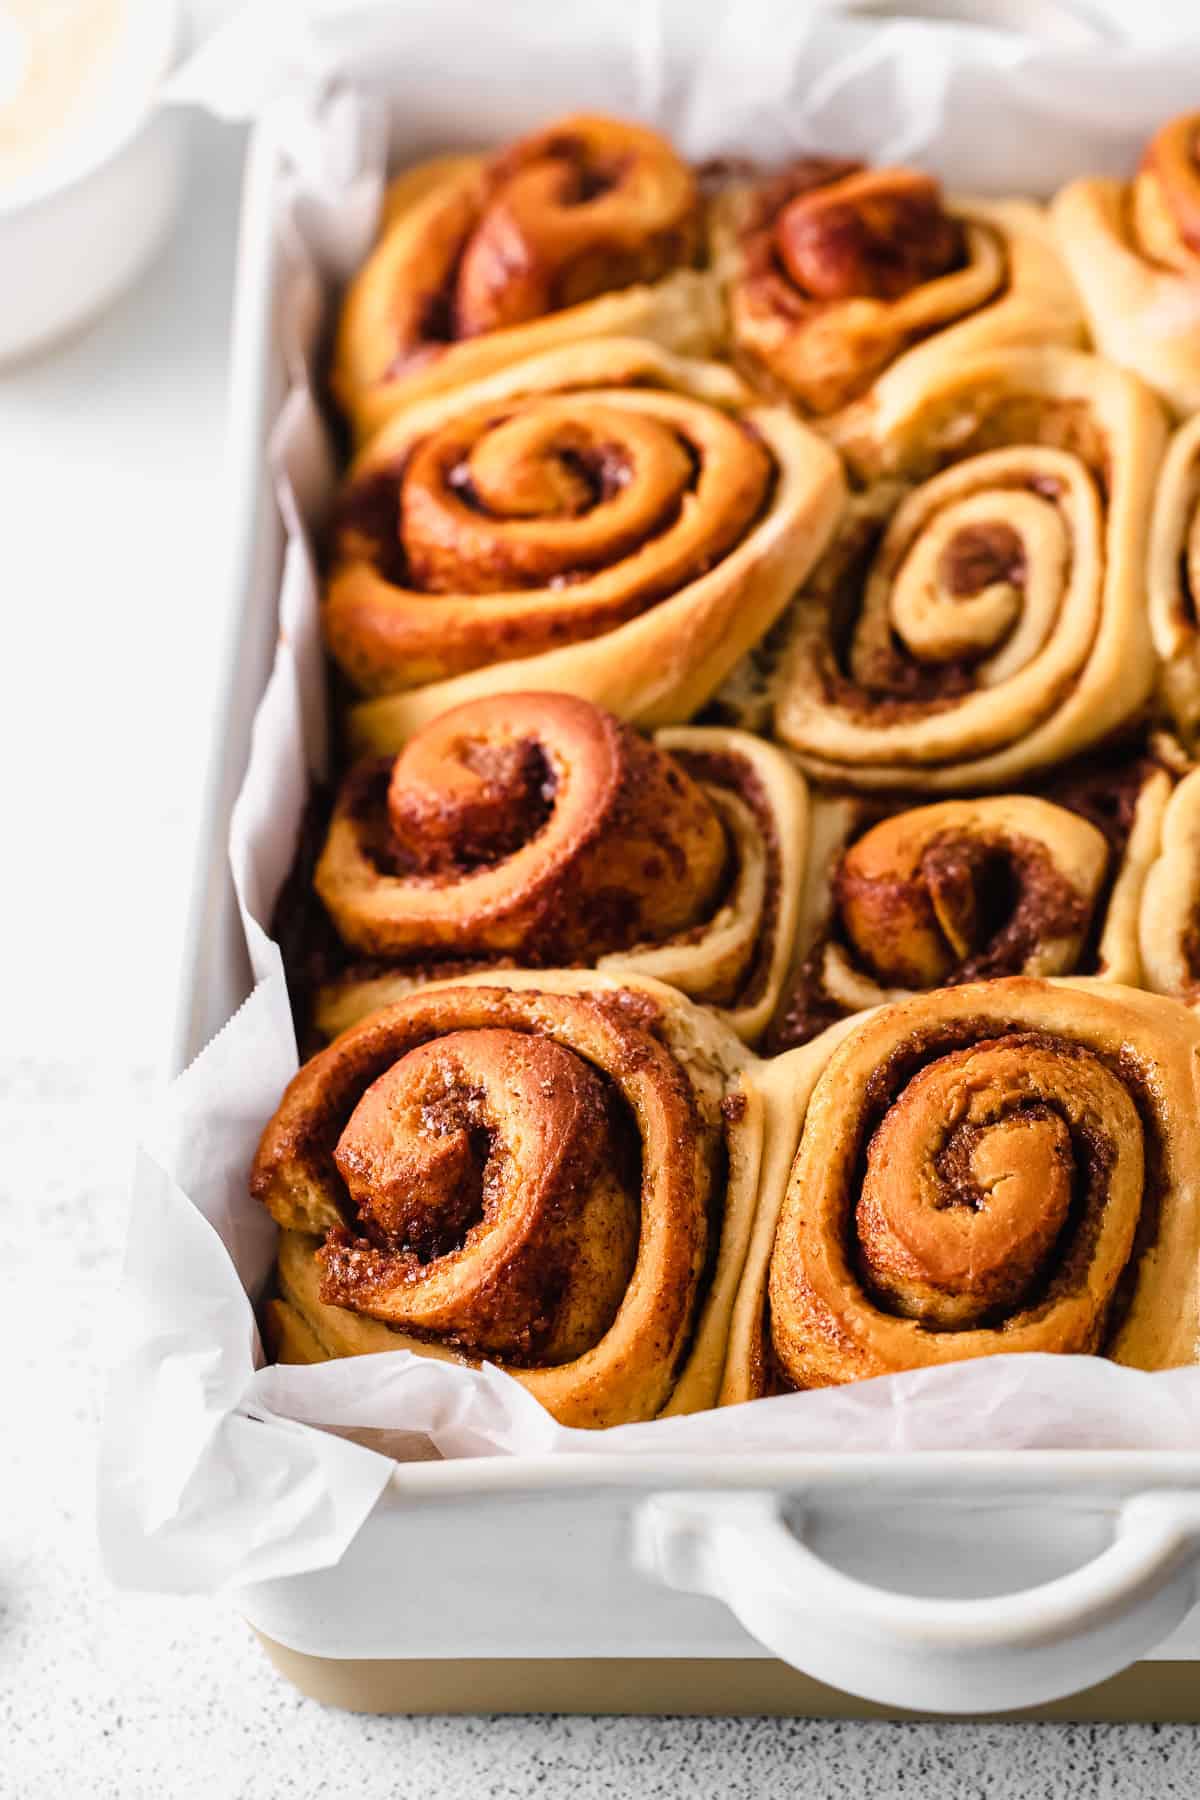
[253,972,762,1426]
[724,979,1200,1399]
[773,348,1166,790]
[779,794,1105,1038]
[1139,766,1200,1004]
[713,158,1082,476]
[772,753,1174,1047]
[313,693,806,1046]
[1148,411,1200,749]
[333,113,721,444]
[1053,114,1200,419]
[327,338,844,753]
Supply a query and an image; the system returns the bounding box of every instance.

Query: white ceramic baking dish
[172,11,1200,1719]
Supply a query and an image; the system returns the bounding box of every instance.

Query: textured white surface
[6,26,1200,1800]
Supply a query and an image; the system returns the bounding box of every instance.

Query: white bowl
[0,0,185,364]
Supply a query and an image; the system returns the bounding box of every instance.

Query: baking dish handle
[634,1489,1200,1712]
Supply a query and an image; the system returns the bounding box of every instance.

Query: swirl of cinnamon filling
[770,752,1175,1052]
[252,975,760,1426]
[826,796,1107,1004]
[773,167,964,304]
[713,159,1081,475]
[773,348,1165,791]
[332,113,720,444]
[722,979,1200,1400]
[327,339,844,752]
[311,693,808,1047]
[318,690,724,958]
[1053,113,1200,418]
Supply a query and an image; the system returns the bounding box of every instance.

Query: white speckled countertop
[5,34,1200,1796]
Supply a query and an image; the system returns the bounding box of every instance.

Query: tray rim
[170,119,286,1080]
[371,1448,1200,1495]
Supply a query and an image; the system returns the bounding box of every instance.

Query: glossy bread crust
[313,698,809,1047]
[772,347,1167,791]
[713,159,1083,478]
[1054,113,1200,420]
[333,115,722,444]
[254,970,763,1427]
[324,338,844,748]
[724,979,1200,1401]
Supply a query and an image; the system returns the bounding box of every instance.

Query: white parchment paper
[102,1,1200,1594]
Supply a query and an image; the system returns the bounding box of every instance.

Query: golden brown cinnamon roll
[1139,766,1200,1003]
[1053,114,1200,419]
[1148,412,1200,749]
[309,692,807,1046]
[326,338,844,751]
[772,752,1173,1047]
[771,348,1166,790]
[713,158,1082,476]
[252,971,762,1426]
[333,114,721,444]
[724,979,1200,1400]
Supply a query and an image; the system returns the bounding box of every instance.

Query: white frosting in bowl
[0,0,176,208]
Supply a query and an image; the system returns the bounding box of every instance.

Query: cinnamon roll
[772,348,1166,790]
[252,971,763,1426]
[724,979,1200,1400]
[1053,114,1200,418]
[327,338,844,751]
[333,114,721,445]
[772,751,1173,1047]
[310,691,807,1046]
[1148,412,1200,749]
[1139,767,1200,1004]
[713,158,1082,476]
